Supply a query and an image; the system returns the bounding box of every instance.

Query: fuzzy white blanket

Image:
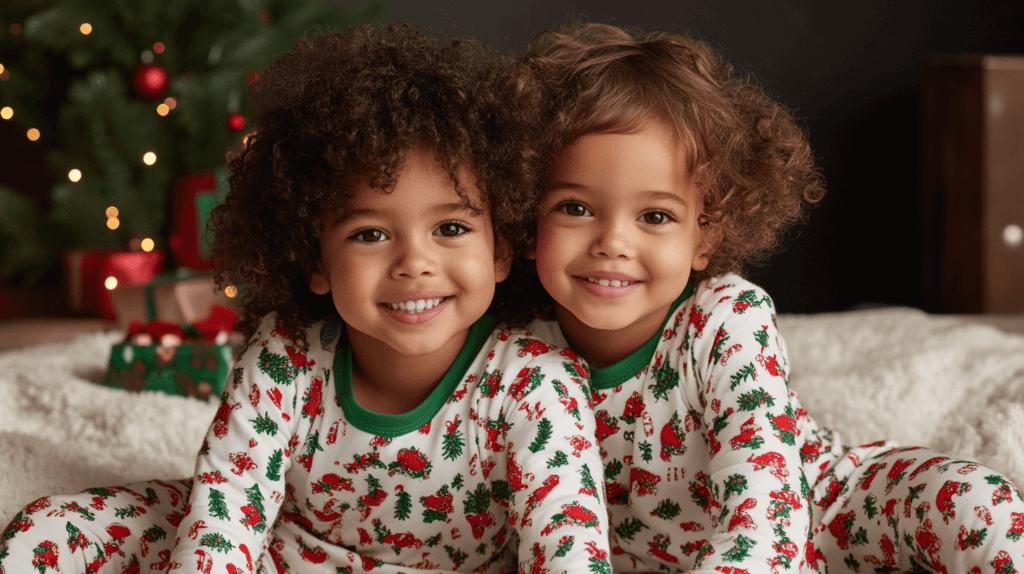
[2,308,1023,526]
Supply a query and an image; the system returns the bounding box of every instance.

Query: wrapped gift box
[63,249,166,319]
[104,342,232,400]
[109,271,235,328]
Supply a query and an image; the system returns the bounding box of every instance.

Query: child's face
[530,119,711,338]
[310,144,510,357]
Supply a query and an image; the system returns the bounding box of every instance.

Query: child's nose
[391,237,438,278]
[590,218,635,259]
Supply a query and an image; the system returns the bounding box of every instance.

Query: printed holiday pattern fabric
[165,314,611,573]
[529,273,1024,573]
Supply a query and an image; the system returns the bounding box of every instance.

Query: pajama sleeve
[684,284,809,573]
[167,318,301,573]
[494,343,613,573]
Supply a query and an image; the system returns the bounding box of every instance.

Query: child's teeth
[389,298,443,313]
[587,277,631,287]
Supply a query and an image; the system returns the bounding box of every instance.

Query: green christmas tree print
[243,484,267,533]
[443,417,465,461]
[648,358,679,402]
[258,347,296,386]
[394,488,412,521]
[266,449,283,481]
[463,483,491,515]
[737,388,775,411]
[251,412,278,435]
[580,464,598,498]
[724,474,749,500]
[650,499,681,520]
[614,517,649,541]
[730,363,757,391]
[529,418,553,453]
[547,451,568,468]
[722,534,756,562]
[208,488,229,521]
[199,532,236,553]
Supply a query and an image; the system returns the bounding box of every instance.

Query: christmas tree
[0,0,385,284]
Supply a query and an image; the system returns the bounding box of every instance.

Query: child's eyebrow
[546,182,691,209]
[331,202,482,227]
[640,191,690,210]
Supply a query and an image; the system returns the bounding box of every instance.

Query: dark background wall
[3,2,1021,314]
[329,0,1024,313]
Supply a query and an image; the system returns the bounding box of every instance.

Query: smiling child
[0,24,611,574]
[521,21,1024,574]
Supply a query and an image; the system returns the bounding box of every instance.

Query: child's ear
[309,260,331,295]
[494,238,513,283]
[524,237,537,261]
[692,220,722,272]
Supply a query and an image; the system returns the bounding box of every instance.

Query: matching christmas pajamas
[529,273,1024,573]
[0,313,613,573]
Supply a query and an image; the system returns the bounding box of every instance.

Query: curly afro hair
[518,22,825,292]
[212,24,539,344]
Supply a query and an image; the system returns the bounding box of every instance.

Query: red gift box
[63,249,166,319]
[169,172,217,271]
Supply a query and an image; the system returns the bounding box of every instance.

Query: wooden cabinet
[921,55,1024,313]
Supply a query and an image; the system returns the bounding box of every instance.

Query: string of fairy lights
[1,18,239,298]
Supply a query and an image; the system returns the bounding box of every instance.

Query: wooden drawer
[921,55,1024,313]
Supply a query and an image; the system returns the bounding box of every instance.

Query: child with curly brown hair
[519,22,1024,574]
[0,24,612,574]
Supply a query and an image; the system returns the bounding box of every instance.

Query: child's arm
[166,316,302,572]
[685,279,809,573]
[497,341,613,573]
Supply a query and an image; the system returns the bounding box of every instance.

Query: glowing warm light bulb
[143,151,157,165]
[164,97,177,109]
[1004,224,1023,248]
[153,42,165,54]
[80,23,92,35]
[107,217,120,230]
[26,128,40,141]
[0,106,12,120]
[156,103,169,116]
[141,238,155,252]
[105,276,118,290]
[0,64,5,74]
[224,285,238,298]
[105,206,119,218]
[68,169,82,182]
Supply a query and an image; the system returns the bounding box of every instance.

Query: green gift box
[104,342,232,400]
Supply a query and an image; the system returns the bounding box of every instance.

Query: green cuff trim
[589,280,694,389]
[334,315,498,438]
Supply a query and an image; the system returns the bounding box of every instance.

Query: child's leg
[809,445,1024,573]
[0,479,192,574]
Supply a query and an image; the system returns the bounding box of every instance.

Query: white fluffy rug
[2,308,1024,526]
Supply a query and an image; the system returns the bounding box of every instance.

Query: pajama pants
[4,449,1024,574]
[809,444,1024,573]
[0,479,196,574]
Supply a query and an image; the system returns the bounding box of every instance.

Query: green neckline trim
[334,315,498,438]
[589,280,694,389]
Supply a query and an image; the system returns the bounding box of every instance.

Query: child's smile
[530,119,712,366]
[311,143,510,359]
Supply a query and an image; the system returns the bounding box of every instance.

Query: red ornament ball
[227,114,246,131]
[133,63,168,100]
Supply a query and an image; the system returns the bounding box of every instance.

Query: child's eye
[638,211,673,225]
[559,202,592,217]
[434,222,469,237]
[351,228,388,243]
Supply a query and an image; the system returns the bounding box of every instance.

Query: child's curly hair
[212,24,537,343]
[520,22,825,285]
